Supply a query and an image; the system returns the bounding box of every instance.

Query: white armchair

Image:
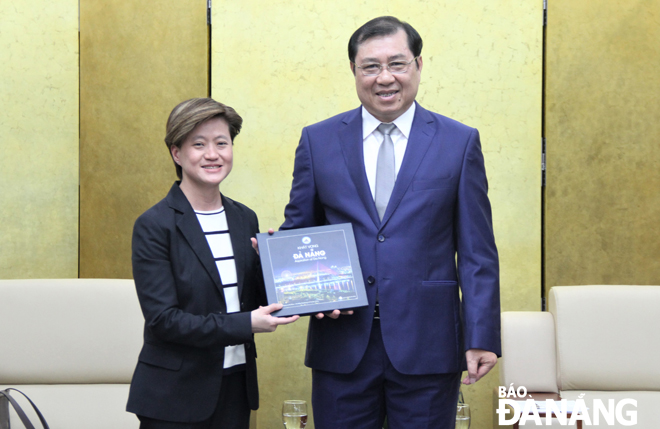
[0,279,143,429]
[497,285,660,428]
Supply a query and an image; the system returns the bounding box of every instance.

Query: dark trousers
[312,320,461,429]
[138,371,250,429]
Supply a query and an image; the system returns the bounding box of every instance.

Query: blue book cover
[257,223,368,317]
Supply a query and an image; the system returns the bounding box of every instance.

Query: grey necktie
[375,123,396,221]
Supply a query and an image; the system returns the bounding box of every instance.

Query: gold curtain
[545,0,660,289]
[79,0,209,278]
[0,0,79,279]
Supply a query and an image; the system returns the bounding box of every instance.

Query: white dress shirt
[362,103,416,199]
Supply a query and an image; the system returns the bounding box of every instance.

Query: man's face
[352,29,422,123]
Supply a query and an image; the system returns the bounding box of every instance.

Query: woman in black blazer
[127,98,298,429]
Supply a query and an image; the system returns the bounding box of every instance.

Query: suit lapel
[380,103,436,226]
[338,107,381,227]
[222,195,246,299]
[167,183,224,294]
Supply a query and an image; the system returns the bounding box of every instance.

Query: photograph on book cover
[256,223,368,317]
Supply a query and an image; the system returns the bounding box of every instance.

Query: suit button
[367,276,375,284]
[377,234,385,242]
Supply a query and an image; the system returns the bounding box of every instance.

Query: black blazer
[126,182,266,423]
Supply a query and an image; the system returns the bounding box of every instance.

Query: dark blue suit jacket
[282,103,500,375]
[127,182,266,422]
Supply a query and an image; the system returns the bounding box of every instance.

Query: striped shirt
[195,207,246,371]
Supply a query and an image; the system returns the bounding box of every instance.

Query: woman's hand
[251,303,299,333]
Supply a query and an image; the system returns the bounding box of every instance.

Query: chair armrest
[500,311,558,393]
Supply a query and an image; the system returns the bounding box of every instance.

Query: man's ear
[350,61,356,76]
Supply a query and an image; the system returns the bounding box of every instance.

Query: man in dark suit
[281,17,500,428]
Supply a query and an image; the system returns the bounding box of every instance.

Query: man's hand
[251,303,299,333]
[314,309,354,319]
[250,228,274,255]
[462,348,497,385]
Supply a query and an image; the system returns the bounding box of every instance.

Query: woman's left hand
[251,303,299,333]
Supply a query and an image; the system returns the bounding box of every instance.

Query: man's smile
[376,90,399,99]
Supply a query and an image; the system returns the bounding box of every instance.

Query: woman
[127,98,298,429]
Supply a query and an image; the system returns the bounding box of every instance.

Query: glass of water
[282,400,307,428]
[456,403,470,429]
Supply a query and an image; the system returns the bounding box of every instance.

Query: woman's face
[171,117,233,190]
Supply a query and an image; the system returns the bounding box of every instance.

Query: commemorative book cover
[256,223,368,317]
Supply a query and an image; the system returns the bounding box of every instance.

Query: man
[281,16,500,428]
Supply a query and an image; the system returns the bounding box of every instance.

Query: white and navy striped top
[195,207,246,372]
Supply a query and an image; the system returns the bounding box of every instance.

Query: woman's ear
[170,146,181,165]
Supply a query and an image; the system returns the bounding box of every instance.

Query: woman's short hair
[164,98,243,179]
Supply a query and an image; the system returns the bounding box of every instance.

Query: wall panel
[79,0,208,278]
[545,0,660,288]
[0,0,79,278]
[213,2,542,428]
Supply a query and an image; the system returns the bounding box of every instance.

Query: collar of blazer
[338,101,437,229]
[165,181,247,301]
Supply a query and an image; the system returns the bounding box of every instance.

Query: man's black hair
[348,16,423,64]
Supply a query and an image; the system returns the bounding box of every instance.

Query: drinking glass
[456,403,471,429]
[282,400,307,428]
